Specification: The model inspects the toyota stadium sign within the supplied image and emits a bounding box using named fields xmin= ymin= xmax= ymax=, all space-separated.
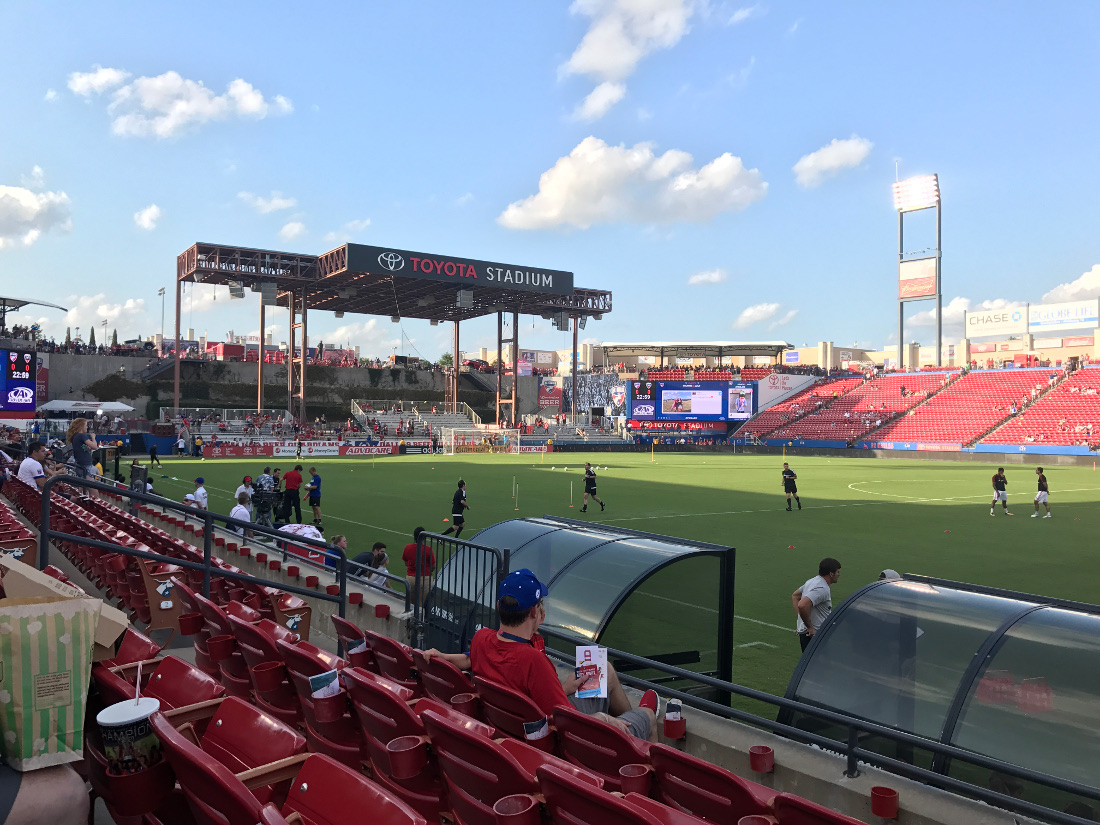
xmin=964 ymin=307 xmax=1028 ymax=338
xmin=345 ymin=243 xmax=574 ymax=295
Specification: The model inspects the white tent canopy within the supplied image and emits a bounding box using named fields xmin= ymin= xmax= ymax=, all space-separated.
xmin=36 ymin=400 xmax=135 ymax=413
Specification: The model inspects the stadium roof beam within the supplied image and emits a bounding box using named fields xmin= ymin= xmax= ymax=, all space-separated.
xmin=599 ymin=340 xmax=793 ymax=368
xmin=0 ymin=295 xmax=69 ymax=330
xmin=174 ymin=242 xmax=612 ymax=422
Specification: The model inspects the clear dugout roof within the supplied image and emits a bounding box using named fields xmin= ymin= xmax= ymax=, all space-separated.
xmin=782 ymin=576 xmax=1100 ymax=817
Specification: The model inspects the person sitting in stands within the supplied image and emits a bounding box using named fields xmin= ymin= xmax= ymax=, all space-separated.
xmin=420 ymin=568 xmax=659 ymax=742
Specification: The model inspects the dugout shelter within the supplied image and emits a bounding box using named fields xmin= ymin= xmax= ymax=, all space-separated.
xmin=425 ymin=515 xmax=735 ymax=691
xmin=782 ymin=575 xmax=1100 ymax=816
xmin=174 ymin=242 xmax=612 ymax=425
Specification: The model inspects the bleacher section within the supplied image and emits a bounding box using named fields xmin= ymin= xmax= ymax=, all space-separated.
xmin=869 ymin=369 xmax=1049 ymax=445
xmin=982 ymin=366 xmax=1100 ymax=448
xmin=739 ymin=367 xmax=772 ymax=381
xmin=646 ymin=368 xmax=686 ymax=380
xmin=771 ymin=372 xmax=950 ymax=441
xmin=0 ymin=473 xmax=876 ymax=825
xmin=741 ymin=376 xmax=865 ymax=438
xmin=692 ymin=370 xmax=733 ymax=381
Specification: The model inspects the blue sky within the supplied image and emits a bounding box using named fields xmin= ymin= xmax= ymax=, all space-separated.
xmin=2 ymin=1 xmax=1099 ymax=359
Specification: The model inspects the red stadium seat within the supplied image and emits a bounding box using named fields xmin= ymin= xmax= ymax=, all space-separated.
xmin=411 ymin=648 xmax=475 ymax=704
xmin=473 ymin=674 xmax=556 ymax=752
xmin=228 ymin=613 xmax=303 ymax=728
xmin=364 ymin=629 xmax=422 ymax=695
xmin=648 ymin=742 xmax=775 ymax=820
xmin=537 ymin=763 xmax=709 ymax=825
xmin=772 ymin=792 xmax=870 ymax=824
xmin=550 ymin=704 xmax=652 ymax=792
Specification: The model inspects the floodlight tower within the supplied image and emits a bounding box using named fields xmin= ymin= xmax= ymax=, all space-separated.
xmin=893 ymin=174 xmax=941 ymax=370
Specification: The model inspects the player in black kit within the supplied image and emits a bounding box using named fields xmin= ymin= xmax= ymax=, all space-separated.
xmin=782 ymin=462 xmax=801 ymax=511
xmin=580 ymin=462 xmax=605 ymax=513
xmin=990 ymin=467 xmax=1012 ymax=516
xmin=442 ymin=479 xmax=469 ymax=537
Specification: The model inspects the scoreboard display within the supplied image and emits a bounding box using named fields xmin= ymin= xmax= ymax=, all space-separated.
xmin=0 ymin=350 xmax=37 ymax=411
xmin=628 ymin=379 xmax=756 ymax=423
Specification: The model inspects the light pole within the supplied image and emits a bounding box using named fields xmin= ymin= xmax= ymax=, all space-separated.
xmin=101 ymin=319 xmax=107 ymax=347
xmin=158 ymin=287 xmax=166 ymax=353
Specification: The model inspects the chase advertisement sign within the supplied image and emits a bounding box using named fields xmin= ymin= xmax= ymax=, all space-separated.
xmin=964 ymin=307 xmax=1028 ymax=338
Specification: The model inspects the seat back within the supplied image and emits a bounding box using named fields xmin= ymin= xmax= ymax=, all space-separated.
xmin=228 ymin=613 xmax=282 ymax=670
xmin=550 ymin=704 xmax=649 ymax=792
xmin=104 ymin=627 xmax=162 ymax=667
xmin=195 ymin=591 xmax=234 ymax=637
xmin=411 ymin=649 xmax=474 ymax=703
xmin=330 ymin=613 xmax=365 ymax=647
xmin=150 ymin=711 xmax=264 ymax=825
xmin=419 ymin=706 xmax=536 ymax=825
xmin=537 ymin=763 xmax=660 ymax=825
xmin=281 ymin=754 xmax=427 ymax=825
xmin=772 ymin=793 xmax=870 ymax=825
xmin=364 ymin=629 xmax=418 ymax=687
xmin=201 ymin=695 xmax=307 ymax=773
xmin=649 ymin=742 xmax=773 ymax=821
xmin=472 ymin=675 xmax=552 ymax=746
xmin=146 ymin=655 xmax=227 ymax=709
xmin=342 ymin=666 xmax=420 ymax=770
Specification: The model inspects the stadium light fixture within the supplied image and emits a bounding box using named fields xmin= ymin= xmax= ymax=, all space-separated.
xmin=579 ymin=316 xmax=587 ymax=330
xmin=892 ymin=174 xmax=939 ymax=212
xmin=334 ymin=311 xmax=344 ymax=318
xmin=390 ymin=315 xmax=401 ymax=323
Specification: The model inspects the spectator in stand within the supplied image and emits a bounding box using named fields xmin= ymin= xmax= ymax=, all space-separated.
xmin=403 ymin=526 xmax=434 ymax=606
xmin=17 ymin=440 xmax=62 ymax=489
xmin=67 ymin=418 xmax=98 ymax=479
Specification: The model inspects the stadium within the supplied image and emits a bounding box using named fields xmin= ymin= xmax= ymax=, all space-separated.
xmin=3 ymin=7 xmax=1100 ymax=825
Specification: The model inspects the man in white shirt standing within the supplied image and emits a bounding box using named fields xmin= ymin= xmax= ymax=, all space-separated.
xmin=192 ymin=477 xmax=208 ymax=510
xmin=792 ymin=557 xmax=842 ymax=653
xmin=229 ymin=492 xmax=252 ymax=537
xmin=18 ymin=441 xmax=61 ymax=489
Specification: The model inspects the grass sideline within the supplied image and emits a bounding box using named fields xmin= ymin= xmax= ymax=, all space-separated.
xmin=143 ymin=452 xmax=1097 ymax=698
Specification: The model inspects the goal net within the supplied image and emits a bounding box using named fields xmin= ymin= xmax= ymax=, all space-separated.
xmin=442 ymin=428 xmax=521 ymax=455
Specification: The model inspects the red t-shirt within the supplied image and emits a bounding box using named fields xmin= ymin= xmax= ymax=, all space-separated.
xmin=283 ymin=470 xmax=302 ymax=490
xmin=402 ymin=542 xmax=435 ymax=576
xmin=469 ymin=628 xmax=568 ymax=717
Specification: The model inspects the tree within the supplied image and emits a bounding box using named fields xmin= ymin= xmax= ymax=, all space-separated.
xmin=438 ymin=352 xmax=453 ymax=367
xmin=88 ymin=327 xmax=96 ymax=346
xmin=111 ymin=329 xmax=118 ymax=346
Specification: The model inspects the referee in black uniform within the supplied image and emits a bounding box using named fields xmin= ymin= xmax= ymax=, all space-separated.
xmin=782 ymin=462 xmax=801 ymax=511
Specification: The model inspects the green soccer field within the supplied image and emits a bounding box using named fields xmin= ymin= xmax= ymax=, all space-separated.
xmin=144 ymin=452 xmax=1097 ymax=699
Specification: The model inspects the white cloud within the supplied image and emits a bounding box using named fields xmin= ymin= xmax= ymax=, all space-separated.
xmin=0 ymin=183 xmax=72 ymax=249
xmin=455 ymin=192 xmax=474 ymax=207
xmin=238 ymin=191 xmax=296 ymax=214
xmin=792 ymin=135 xmax=873 ymax=188
xmin=498 ymin=136 xmax=767 ymax=230
xmin=729 ymin=4 xmax=763 ymax=25
xmin=788 ymin=17 xmax=802 ymax=35
xmin=184 ymin=284 xmax=231 ymax=313
xmin=572 ymin=81 xmax=626 ymax=121
xmin=133 ymin=204 xmax=161 ymax=230
xmin=733 ymin=302 xmax=780 ymax=329
xmin=562 ymin=0 xmax=694 ymax=120
xmin=321 ymin=218 xmax=371 ymax=245
xmin=321 ymin=318 xmax=400 ymax=354
xmin=636 ymin=106 xmax=653 ymax=121
xmin=280 ymin=221 xmax=306 ymax=241
xmin=43 ymin=89 xmax=58 ymax=102
xmin=60 ymin=294 xmax=149 ymax=339
xmin=1042 ymin=265 xmax=1100 ymax=303
xmin=20 ymin=166 xmax=45 ymax=189
xmin=687 ymin=268 xmax=728 ymax=286
xmin=769 ymin=309 xmax=798 ymax=329
xmin=70 ymin=66 xmax=293 ymax=138
xmin=67 ymin=65 xmax=131 ymax=96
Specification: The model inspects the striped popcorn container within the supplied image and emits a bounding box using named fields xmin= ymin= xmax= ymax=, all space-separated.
xmin=0 ymin=595 xmax=100 ymax=770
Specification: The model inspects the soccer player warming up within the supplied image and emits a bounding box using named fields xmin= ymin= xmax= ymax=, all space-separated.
xmin=1032 ymin=466 xmax=1052 ymax=518
xmin=580 ymin=462 xmax=605 ymax=512
xmin=990 ymin=467 xmax=1013 ymax=515
xmin=442 ymin=479 xmax=468 ymax=537
xmin=782 ymin=462 xmax=801 ymax=510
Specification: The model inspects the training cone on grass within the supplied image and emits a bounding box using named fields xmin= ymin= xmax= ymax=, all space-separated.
xmin=788 ymin=545 xmax=796 ymax=549
xmin=443 ymin=518 xmax=449 ymax=522
xmin=944 ymin=530 xmax=951 ymax=533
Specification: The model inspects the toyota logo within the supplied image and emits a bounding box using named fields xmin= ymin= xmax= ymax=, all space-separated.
xmin=378 ymin=252 xmax=405 ymax=272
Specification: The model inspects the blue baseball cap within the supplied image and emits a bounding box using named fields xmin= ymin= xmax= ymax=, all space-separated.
xmin=194 ymin=477 xmax=204 ymax=484
xmin=498 ymin=569 xmax=548 ymax=610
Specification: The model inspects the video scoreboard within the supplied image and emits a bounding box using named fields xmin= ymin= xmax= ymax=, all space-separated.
xmin=0 ymin=350 xmax=37 ymax=411
xmin=627 ymin=379 xmax=755 ymax=423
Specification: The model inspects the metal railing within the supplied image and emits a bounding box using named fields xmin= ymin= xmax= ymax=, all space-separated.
xmin=536 ymin=626 xmax=1100 ymax=825
xmin=35 ymin=476 xmax=350 ymax=618
xmin=411 ymin=531 xmax=507 ymax=653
